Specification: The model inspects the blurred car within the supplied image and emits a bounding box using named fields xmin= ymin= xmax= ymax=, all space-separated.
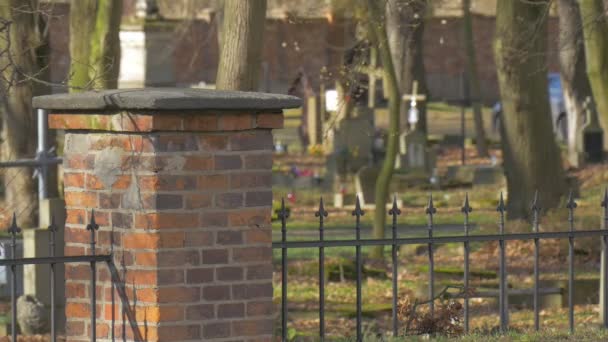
xmin=492 ymin=73 xmax=567 ymax=141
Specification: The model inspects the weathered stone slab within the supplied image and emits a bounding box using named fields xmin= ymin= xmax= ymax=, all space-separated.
xmin=34 ymin=88 xmax=301 ymax=111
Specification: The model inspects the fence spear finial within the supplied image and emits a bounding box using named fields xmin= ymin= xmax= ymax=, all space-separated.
xmin=8 ymin=213 xmax=20 ymax=236
xmin=278 ymin=197 xmax=290 ymax=221
xmin=353 ymin=195 xmax=365 ymax=217
xmin=497 ymin=192 xmax=506 ymax=213
xmin=315 ymin=197 xmax=328 ymax=218
xmin=86 ymin=210 xmax=99 ymax=231
xmin=389 ymin=195 xmax=401 ymax=216
xmin=531 ymin=190 xmax=541 ymax=213
xmin=602 ymin=188 xmax=608 ymax=209
xmin=462 ymin=192 xmax=472 ymax=214
xmin=426 ymin=193 xmax=436 ymax=215
xmin=566 ymin=190 xmax=577 ymax=210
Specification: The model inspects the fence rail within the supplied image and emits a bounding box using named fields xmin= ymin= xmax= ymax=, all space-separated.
xmin=272 ymin=190 xmax=608 ymax=342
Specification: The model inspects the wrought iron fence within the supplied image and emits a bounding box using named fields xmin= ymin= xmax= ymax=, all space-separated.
xmin=272 ymin=190 xmax=608 ymax=341
xmin=0 ymin=211 xmax=138 ymax=342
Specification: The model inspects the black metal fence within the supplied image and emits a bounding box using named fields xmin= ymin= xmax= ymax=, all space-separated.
xmin=272 ymin=191 xmax=608 ymax=341
xmin=0 ymin=211 xmax=139 ymax=342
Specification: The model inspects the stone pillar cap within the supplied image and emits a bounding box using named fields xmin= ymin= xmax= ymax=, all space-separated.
xmin=33 ymin=88 xmax=301 ymax=111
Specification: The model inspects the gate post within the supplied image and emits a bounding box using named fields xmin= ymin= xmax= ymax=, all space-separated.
xmin=34 ymin=89 xmax=299 ymax=341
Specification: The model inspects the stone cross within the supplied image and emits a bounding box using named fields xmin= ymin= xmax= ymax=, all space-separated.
xmin=402 ymin=80 xmax=426 ymax=129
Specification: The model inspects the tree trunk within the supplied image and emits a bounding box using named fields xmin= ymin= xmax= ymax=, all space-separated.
xmin=463 ymin=0 xmax=489 ymax=157
xmin=215 ymin=0 xmax=267 ymax=91
xmin=386 ymin=0 xmax=428 ymax=134
xmin=365 ymin=0 xmax=401 ymax=259
xmin=494 ymin=0 xmax=566 ymax=220
xmin=579 ymin=0 xmax=608 ymax=148
xmin=69 ymin=0 xmax=122 ymax=91
xmin=0 ymin=0 xmax=48 ymax=227
xmin=558 ymin=0 xmax=594 ymax=167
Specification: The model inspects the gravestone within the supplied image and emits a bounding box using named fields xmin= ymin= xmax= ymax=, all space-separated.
xmin=580 ymin=97 xmax=604 ymax=163
xmin=473 ymin=166 xmax=505 ymax=185
xmin=331 ymin=106 xmax=374 ymax=174
xmin=355 ymin=166 xmax=379 ymax=206
xmin=397 ymin=129 xmax=432 ymax=172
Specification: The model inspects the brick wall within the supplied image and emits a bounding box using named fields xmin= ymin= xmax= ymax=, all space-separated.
xmin=46 ymin=4 xmax=559 ymax=102
xmin=52 ymin=109 xmax=284 ymax=341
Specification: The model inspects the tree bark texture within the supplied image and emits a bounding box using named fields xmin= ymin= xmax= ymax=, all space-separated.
xmin=69 ymin=0 xmax=122 ymax=91
xmin=215 ymin=0 xmax=267 ymax=91
xmin=463 ymin=0 xmax=489 ymax=157
xmin=385 ymin=0 xmax=428 ymax=134
xmin=494 ymin=0 xmax=566 ymax=220
xmin=579 ymin=0 xmax=608 ymax=147
xmin=558 ymin=0 xmax=594 ymax=167
xmin=0 ymin=0 xmax=48 ymax=227
xmin=366 ymin=0 xmax=401 ymax=258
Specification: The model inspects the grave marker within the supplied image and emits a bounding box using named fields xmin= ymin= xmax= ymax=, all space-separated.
xmin=355 ymin=166 xmax=380 ymax=206
xmin=580 ymin=97 xmax=604 ymax=163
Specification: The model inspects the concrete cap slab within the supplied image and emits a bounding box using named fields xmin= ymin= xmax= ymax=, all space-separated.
xmin=33 ymin=88 xmax=302 ymax=111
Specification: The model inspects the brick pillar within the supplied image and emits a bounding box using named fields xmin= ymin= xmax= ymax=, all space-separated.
xmin=34 ymin=89 xmax=299 ymax=341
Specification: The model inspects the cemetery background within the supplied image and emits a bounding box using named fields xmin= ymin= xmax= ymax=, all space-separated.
xmin=0 ymin=0 xmax=608 ymax=341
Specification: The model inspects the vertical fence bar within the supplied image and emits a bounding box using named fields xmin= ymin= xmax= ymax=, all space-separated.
xmin=461 ymin=194 xmax=472 ymax=333
xmin=602 ymin=189 xmax=608 ymax=328
xmin=566 ymin=191 xmax=577 ymax=333
xmin=497 ymin=192 xmax=507 ymax=331
xmin=426 ymin=194 xmax=436 ymax=316
xmin=531 ymin=191 xmax=541 ymax=332
xmin=9 ymin=214 xmax=20 ymax=342
xmin=353 ymin=196 xmax=364 ymax=341
xmin=279 ymin=199 xmax=289 ymax=342
xmin=316 ymin=198 xmax=328 ymax=340
xmin=389 ymin=196 xmax=401 ymax=337
xmin=48 ymin=216 xmax=58 ymax=342
xmin=87 ymin=211 xmax=99 ymax=342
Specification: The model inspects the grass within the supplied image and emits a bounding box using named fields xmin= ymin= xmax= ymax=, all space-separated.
xmin=333 ymin=328 xmax=608 ymax=341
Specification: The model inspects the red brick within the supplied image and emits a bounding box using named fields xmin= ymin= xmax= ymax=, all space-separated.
xmin=134 ymin=213 xmax=199 ymax=229
xmin=228 ymin=209 xmax=271 ymax=227
xmin=256 ymin=113 xmax=284 ymax=129
xmin=233 ymin=246 xmax=271 ymax=262
xmin=64 ymin=153 xmax=94 ymax=170
xmin=183 ymin=155 xmax=214 ymax=171
xmin=218 ymin=303 xmax=244 ymax=318
xmin=198 ymin=135 xmax=228 ymax=151
xmin=158 ymin=324 xmax=201 ymax=341
xmin=203 ymin=322 xmax=230 ymax=339
xmin=232 ymin=319 xmax=273 ymax=337
xmin=232 ymin=283 xmax=273 ymax=300
xmin=186 ymin=304 xmax=214 ymax=320
xmin=66 ymin=264 xmax=90 ymax=281
xmin=218 ymin=113 xmax=255 ymax=131
xmin=247 ymin=301 xmax=273 ymax=317
xmin=65 ymin=192 xmax=97 ymax=207
xmin=245 ymin=229 xmax=272 ymax=244
xmin=66 ymin=209 xmax=87 ymax=225
xmin=184 ymin=231 xmax=213 ymax=247
xmin=216 ymin=266 xmax=243 ymax=281
xmin=197 ymin=174 xmax=229 ymax=189
xmin=185 ymin=193 xmax=212 ymax=209
xmin=182 ymin=115 xmax=218 ymax=131
xmin=123 ymin=233 xmax=160 ymax=249
xmin=64 ymin=172 xmax=85 ymax=188
xmin=66 ymin=302 xmax=90 ymax=318
xmin=158 ymin=287 xmax=200 ymax=303
xmin=202 ymin=285 xmax=231 ymax=301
